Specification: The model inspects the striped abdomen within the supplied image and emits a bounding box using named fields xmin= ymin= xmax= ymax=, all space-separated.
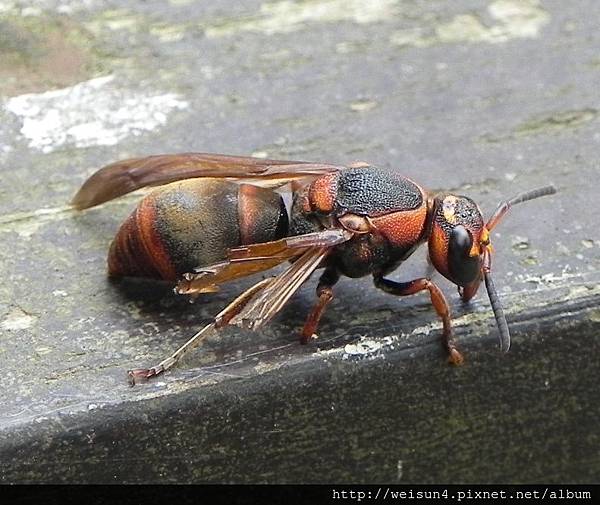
xmin=108 ymin=179 xmax=289 ymax=280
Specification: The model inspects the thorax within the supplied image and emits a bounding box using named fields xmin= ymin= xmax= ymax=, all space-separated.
xmin=289 ymin=166 xmax=431 ymax=278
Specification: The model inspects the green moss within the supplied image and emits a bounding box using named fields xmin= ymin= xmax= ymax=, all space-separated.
xmin=514 ymin=109 xmax=598 ymax=137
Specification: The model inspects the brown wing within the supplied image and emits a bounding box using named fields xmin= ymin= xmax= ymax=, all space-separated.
xmin=176 ymin=229 xmax=353 ymax=295
xmin=228 ymin=246 xmax=332 ymax=330
xmin=72 ymin=152 xmax=345 ymax=209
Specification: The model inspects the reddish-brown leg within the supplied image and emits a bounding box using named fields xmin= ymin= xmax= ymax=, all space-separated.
xmin=373 ymin=275 xmax=464 ymax=365
xmin=128 ymin=277 xmax=274 ymax=385
xmin=301 ymin=268 xmax=339 ymax=344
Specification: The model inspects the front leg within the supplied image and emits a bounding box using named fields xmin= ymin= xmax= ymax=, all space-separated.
xmin=373 ymin=274 xmax=464 ymax=365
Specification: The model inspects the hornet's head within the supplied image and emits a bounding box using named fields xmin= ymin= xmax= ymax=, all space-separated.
xmin=427 ymin=185 xmax=557 ymax=352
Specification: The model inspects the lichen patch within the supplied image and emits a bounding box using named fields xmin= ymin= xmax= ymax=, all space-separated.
xmin=204 ymin=0 xmax=397 ymax=37
xmin=391 ymin=0 xmax=550 ymax=48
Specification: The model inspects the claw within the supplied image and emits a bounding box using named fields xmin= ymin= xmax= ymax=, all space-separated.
xmin=448 ymin=347 xmax=464 ymax=366
xmin=300 ymin=332 xmax=319 ymax=345
xmin=127 ymin=367 xmax=160 ymax=386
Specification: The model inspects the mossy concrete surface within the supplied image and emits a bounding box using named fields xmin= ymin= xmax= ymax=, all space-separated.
xmin=1 ymin=0 xmax=599 ymax=483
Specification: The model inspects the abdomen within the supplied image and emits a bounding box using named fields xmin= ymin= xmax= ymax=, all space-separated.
xmin=108 ymin=179 xmax=289 ymax=280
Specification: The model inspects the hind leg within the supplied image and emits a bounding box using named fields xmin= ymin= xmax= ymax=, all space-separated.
xmin=128 ymin=277 xmax=274 ymax=384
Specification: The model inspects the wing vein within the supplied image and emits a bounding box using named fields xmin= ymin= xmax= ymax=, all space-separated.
xmin=230 ymin=247 xmax=331 ymax=329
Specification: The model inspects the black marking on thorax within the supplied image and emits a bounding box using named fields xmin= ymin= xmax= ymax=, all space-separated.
xmin=334 ymin=167 xmax=423 ymax=216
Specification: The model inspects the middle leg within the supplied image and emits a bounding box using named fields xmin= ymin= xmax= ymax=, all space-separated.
xmin=301 ymin=267 xmax=340 ymax=344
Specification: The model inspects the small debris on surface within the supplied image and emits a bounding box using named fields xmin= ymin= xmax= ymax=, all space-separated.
xmin=512 ymin=235 xmax=530 ymax=251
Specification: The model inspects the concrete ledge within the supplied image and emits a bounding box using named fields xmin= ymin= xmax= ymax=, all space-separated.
xmin=2 ymin=270 xmax=599 ymax=483
xmin=1 ymin=0 xmax=599 ymax=484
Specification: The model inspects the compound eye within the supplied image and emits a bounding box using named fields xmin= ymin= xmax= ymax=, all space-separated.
xmin=449 ymin=225 xmax=471 ymax=255
xmin=448 ymin=225 xmax=480 ymax=286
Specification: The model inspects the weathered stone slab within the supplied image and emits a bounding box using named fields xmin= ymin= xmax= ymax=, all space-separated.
xmin=1 ymin=0 xmax=599 ymax=483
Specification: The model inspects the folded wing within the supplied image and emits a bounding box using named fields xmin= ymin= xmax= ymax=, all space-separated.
xmin=72 ymin=152 xmax=345 ymax=209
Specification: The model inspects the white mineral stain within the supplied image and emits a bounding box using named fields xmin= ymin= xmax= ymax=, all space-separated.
xmin=1 ymin=308 xmax=37 ymax=331
xmin=581 ymin=239 xmax=595 ymax=249
xmin=3 ymin=75 xmax=188 ymax=153
xmin=349 ymin=100 xmax=378 ymax=112
xmin=342 ymin=335 xmax=396 ymax=357
xmin=391 ymin=0 xmax=550 ymax=47
xmin=205 ymin=0 xmax=397 ymax=37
